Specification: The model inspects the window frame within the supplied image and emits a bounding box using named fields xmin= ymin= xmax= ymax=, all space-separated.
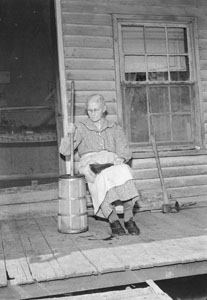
xmin=113 ymin=14 xmax=203 ymax=153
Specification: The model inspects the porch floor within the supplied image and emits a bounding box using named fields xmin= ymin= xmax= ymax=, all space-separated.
xmin=0 ymin=204 xmax=207 ymax=300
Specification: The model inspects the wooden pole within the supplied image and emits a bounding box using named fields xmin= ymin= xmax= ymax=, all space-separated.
xmin=150 ymin=118 xmax=172 ymax=213
xmin=54 ymin=0 xmax=70 ymax=174
xmin=70 ymin=81 xmax=75 ymax=176
xmin=150 ymin=135 xmax=170 ymax=203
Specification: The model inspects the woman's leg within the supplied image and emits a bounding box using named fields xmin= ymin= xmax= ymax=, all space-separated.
xmin=100 ymin=201 xmax=125 ymax=236
xmin=123 ymin=199 xmax=134 ymax=222
xmin=123 ymin=199 xmax=140 ymax=235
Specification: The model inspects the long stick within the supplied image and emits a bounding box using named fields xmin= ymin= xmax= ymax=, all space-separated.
xmin=70 ymin=81 xmax=75 ymax=176
xmin=151 ymin=134 xmax=170 ymax=206
xmin=150 ymin=118 xmax=170 ymax=206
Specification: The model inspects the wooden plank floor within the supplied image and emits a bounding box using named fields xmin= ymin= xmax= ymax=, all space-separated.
xmin=0 ymin=204 xmax=207 ymax=299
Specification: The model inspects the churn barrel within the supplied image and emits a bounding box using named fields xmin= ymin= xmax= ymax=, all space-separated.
xmin=58 ymin=81 xmax=88 ymax=234
xmin=58 ymin=174 xmax=88 ymax=234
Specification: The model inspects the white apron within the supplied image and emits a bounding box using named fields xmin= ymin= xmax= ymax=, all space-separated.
xmin=78 ymin=151 xmax=134 ymax=215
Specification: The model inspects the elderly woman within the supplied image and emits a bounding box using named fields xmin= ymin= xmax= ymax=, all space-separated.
xmin=59 ymin=94 xmax=140 ymax=236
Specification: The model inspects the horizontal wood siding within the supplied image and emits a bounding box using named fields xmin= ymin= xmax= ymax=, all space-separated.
xmin=197 ymin=8 xmax=207 ymax=135
xmin=133 ymin=155 xmax=207 ymax=208
xmin=65 ymin=59 xmax=114 ymax=70
xmin=64 ymin=47 xmax=113 ymax=59
xmin=60 ymin=4 xmax=116 ymax=125
xmin=61 ymin=1 xmax=198 ymax=15
xmin=56 ymin=0 xmax=207 ymax=210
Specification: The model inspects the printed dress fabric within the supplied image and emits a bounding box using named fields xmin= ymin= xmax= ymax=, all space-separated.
xmin=59 ymin=118 xmax=139 ymax=217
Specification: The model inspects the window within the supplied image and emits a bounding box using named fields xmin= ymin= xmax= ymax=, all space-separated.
xmin=114 ymin=17 xmax=200 ymax=150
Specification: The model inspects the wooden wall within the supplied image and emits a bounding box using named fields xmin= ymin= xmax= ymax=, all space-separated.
xmin=56 ymin=0 xmax=207 ymax=209
xmin=61 ymin=4 xmax=118 ymax=124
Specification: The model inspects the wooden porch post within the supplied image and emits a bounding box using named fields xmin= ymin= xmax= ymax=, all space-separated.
xmin=54 ymin=0 xmax=70 ymax=174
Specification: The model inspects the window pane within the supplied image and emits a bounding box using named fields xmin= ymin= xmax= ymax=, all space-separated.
xmin=148 ymin=56 xmax=168 ymax=81
xmin=170 ymin=56 xmax=189 ymax=81
xmin=168 ymin=27 xmax=188 ymax=54
xmin=149 ymin=87 xmax=169 ymax=113
xmin=125 ymin=55 xmax=146 ymax=81
xmin=122 ymin=26 xmax=144 ymax=53
xmin=125 ymin=86 xmax=149 ymax=142
xmin=151 ymin=115 xmax=171 ymax=141
xmin=170 ymin=86 xmax=191 ymax=112
xmin=172 ymin=115 xmax=192 ymax=141
xmin=145 ymin=27 xmax=166 ymax=54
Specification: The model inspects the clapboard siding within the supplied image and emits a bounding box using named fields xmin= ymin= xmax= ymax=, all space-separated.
xmin=65 ymin=70 xmax=115 ymax=81
xmin=62 ymin=13 xmax=112 ymax=26
xmin=133 ymin=154 xmax=207 ymax=206
xmin=197 ymin=16 xmax=207 ymax=29
xmin=168 ymin=185 xmax=207 ymax=199
xmin=141 ymin=185 xmax=207 ymax=199
xmin=64 ymin=47 xmax=114 ymax=59
xmin=135 ymin=174 xmax=207 ymax=190
xmin=66 ymin=91 xmax=116 ymax=103
xmin=198 ymin=30 xmax=207 ymax=40
xmin=199 ymin=70 xmax=207 ymax=81
xmin=61 ymin=1 xmax=198 ymax=16
xmin=62 ymin=0 xmax=197 ymax=7
xmin=202 ymin=92 xmax=207 ymax=102
xmin=133 ymin=164 xmax=207 ymax=180
xmin=201 ymin=82 xmax=207 ymax=92
xmin=136 ymin=180 xmax=207 ymax=206
xmin=204 ymin=103 xmax=207 ymax=112
xmin=200 ymin=50 xmax=207 ymax=61
xmin=199 ymin=39 xmax=207 ymax=51
xmin=132 ymin=155 xmax=207 ymax=169
xmin=55 ymin=0 xmax=207 ymax=210
xmin=200 ymin=60 xmax=207 ymax=70
xmin=204 ymin=114 xmax=207 ymax=124
xmin=65 ymin=59 xmax=114 ymax=70
xmin=138 ymin=185 xmax=207 ymax=207
xmin=64 ymin=36 xmax=113 ymax=48
xmin=63 ymin=24 xmax=112 ymax=37
xmin=66 ymin=81 xmax=116 ymax=91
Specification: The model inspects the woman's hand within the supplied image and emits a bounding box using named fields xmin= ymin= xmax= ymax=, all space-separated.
xmin=67 ymin=123 xmax=76 ymax=135
xmin=114 ymin=157 xmax=125 ymax=165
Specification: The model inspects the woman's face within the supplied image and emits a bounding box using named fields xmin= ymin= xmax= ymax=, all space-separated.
xmin=87 ymin=100 xmax=106 ymax=123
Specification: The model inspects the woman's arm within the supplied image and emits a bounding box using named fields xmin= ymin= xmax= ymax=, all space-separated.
xmin=59 ymin=123 xmax=82 ymax=156
xmin=114 ymin=125 xmax=132 ymax=162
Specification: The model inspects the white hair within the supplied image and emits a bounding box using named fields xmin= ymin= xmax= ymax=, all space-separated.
xmin=86 ymin=94 xmax=106 ymax=109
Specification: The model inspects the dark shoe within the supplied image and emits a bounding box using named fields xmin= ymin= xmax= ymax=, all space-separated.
xmin=109 ymin=220 xmax=125 ymax=236
xmin=124 ymin=218 xmax=140 ymax=235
